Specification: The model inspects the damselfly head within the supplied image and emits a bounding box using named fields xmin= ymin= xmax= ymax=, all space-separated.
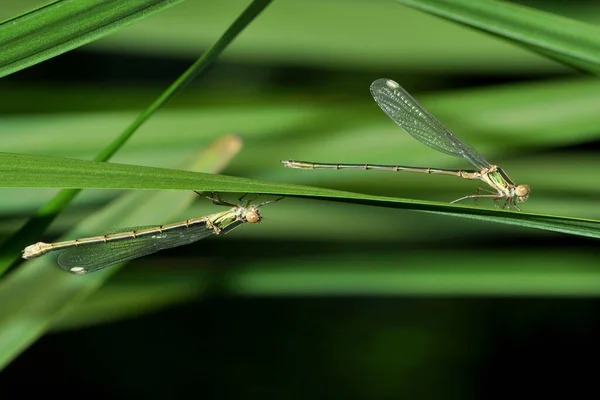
xmin=515 ymin=184 xmax=530 ymax=203
xmin=243 ymin=196 xmax=283 ymax=223
xmin=245 ymin=207 xmax=262 ymax=224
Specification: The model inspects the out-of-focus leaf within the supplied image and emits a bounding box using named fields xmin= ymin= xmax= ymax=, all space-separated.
xmin=0 ymin=0 xmax=187 ymax=78
xmin=394 ymin=0 xmax=600 ymax=74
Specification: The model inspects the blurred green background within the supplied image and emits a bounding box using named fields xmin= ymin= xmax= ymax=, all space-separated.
xmin=1 ymin=0 xmax=600 ymax=397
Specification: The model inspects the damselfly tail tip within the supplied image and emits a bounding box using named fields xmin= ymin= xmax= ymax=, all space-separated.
xmin=22 ymin=242 xmax=47 ymax=259
xmin=281 ymin=160 xmax=296 ymax=168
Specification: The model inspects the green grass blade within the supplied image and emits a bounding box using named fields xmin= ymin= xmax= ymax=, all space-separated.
xmin=0 ymin=134 xmax=242 ymax=370
xmin=393 ymin=0 xmax=600 ymax=74
xmin=0 ymin=152 xmax=599 ymax=240
xmin=0 ymin=0 xmax=188 ymax=77
xmin=228 ymin=254 xmax=600 ymax=297
xmin=0 ymin=0 xmax=187 ymax=78
xmin=94 ymin=0 xmax=273 ymax=163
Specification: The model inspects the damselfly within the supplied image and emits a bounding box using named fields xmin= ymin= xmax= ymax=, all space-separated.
xmin=22 ymin=193 xmax=282 ymax=275
xmin=282 ymin=78 xmax=530 ymax=210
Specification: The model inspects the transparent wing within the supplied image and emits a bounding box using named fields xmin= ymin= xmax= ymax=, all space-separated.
xmin=370 ymin=78 xmax=491 ymax=170
xmin=57 ymin=220 xmax=243 ymax=274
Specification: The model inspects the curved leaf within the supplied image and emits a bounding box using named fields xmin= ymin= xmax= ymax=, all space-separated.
xmin=394 ymin=0 xmax=600 ymax=74
xmin=0 ymin=0 xmax=187 ymax=78
xmin=1 ymin=152 xmax=599 ymax=240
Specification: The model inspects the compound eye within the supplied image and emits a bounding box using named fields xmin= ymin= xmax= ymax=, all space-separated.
xmin=246 ymin=211 xmax=261 ymax=223
xmin=515 ymin=184 xmax=530 ymax=198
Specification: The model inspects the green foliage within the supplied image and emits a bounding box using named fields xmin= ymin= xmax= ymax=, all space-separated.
xmin=0 ymin=0 xmax=189 ymax=78
xmin=395 ymin=0 xmax=600 ymax=74
xmin=0 ymin=0 xmax=599 ymax=375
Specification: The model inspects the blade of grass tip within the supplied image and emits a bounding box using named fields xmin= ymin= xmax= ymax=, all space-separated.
xmin=295 ymin=193 xmax=600 ymax=241
xmin=0 ymin=134 xmax=243 ymax=371
xmin=393 ymin=0 xmax=600 ymax=74
xmin=0 ymin=0 xmax=274 ymax=276
xmin=0 ymin=0 xmax=187 ymax=78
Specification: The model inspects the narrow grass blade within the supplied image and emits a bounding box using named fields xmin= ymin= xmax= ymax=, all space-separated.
xmin=0 ymin=0 xmax=187 ymax=78
xmin=393 ymin=0 xmax=600 ymax=74
xmin=0 ymin=152 xmax=599 ymax=241
xmin=230 ymin=252 xmax=600 ymax=297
